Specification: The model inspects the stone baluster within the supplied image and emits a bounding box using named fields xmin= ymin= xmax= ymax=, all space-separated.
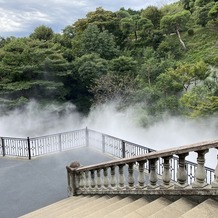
xmin=128 ymin=162 xmax=135 ymax=189
xmin=118 ymin=164 xmax=125 ymax=189
xmin=96 ymin=169 xmax=102 ymax=189
xmin=79 ymin=171 xmax=85 ymax=190
xmin=175 ymin=153 xmax=189 ymax=188
xmin=192 ymin=149 xmax=209 ymax=188
xmin=103 ymin=167 xmax=109 ymax=189
xmin=212 ymin=148 xmax=218 ymax=188
xmin=160 ymin=156 xmax=173 ymax=188
xmin=147 ymin=158 xmax=158 ymax=189
xmin=85 ymin=171 xmax=90 ymax=190
xmin=148 ymin=158 xmax=158 ymax=189
xmin=138 ymin=160 xmax=146 ymax=189
xmin=110 ymin=166 xmax=117 ymax=189
xmin=90 ymin=170 xmax=96 ymax=189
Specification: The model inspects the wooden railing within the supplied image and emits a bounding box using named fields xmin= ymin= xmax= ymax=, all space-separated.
xmin=66 ymin=140 xmax=218 ymax=196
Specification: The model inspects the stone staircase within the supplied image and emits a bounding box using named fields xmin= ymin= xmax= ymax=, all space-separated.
xmin=20 ymin=195 xmax=218 ymax=218
xmin=18 ymin=136 xmax=218 ymax=218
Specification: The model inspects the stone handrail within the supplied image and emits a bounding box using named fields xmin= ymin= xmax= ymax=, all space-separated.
xmin=67 ymin=140 xmax=218 ymax=196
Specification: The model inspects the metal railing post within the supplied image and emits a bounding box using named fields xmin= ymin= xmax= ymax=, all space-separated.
xmin=1 ymin=137 xmax=5 ymax=157
xmin=102 ymin=134 xmax=105 ymax=153
xmin=85 ymin=127 xmax=89 ymax=147
xmin=59 ymin=134 xmax=62 ymax=152
xmin=27 ymin=137 xmax=31 ymax=160
xmin=122 ymin=140 xmax=125 ymax=158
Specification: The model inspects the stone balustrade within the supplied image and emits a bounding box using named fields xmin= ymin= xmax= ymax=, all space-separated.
xmin=67 ymin=140 xmax=218 ymax=196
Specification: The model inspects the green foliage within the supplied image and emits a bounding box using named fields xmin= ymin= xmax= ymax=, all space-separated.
xmin=180 ymin=86 xmax=218 ymax=117
xmin=78 ymin=24 xmax=118 ymax=59
xmin=209 ymin=2 xmax=218 ymax=20
xmin=110 ymin=56 xmax=138 ymax=77
xmin=141 ymin=6 xmax=162 ymax=28
xmin=0 ymin=1 xmax=217 ymax=119
xmin=74 ymin=53 xmax=108 ymax=84
xmin=160 ymin=10 xmax=191 ymax=33
xmin=30 ymin=25 xmax=54 ymax=41
xmin=187 ymin=28 xmax=195 ymax=35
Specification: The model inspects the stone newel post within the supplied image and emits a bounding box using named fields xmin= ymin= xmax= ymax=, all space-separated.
xmin=66 ymin=161 xmax=80 ymax=196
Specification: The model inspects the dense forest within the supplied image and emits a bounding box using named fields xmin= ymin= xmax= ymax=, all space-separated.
xmin=0 ymin=0 xmax=217 ymax=125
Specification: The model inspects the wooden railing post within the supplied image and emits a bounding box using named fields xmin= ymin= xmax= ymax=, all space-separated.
xmin=27 ymin=137 xmax=31 ymax=160
xmin=1 ymin=138 xmax=6 ymax=157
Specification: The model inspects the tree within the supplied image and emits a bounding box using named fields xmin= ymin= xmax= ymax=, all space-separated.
xmin=120 ymin=14 xmax=141 ymax=41
xmin=110 ymin=56 xmax=138 ymax=77
xmin=166 ymin=61 xmax=209 ymax=92
xmin=137 ymin=18 xmax=154 ymax=39
xmin=90 ymin=73 xmax=137 ymax=103
xmin=73 ymin=53 xmax=108 ymax=86
xmin=30 ymin=25 xmax=54 ymax=41
xmin=160 ymin=10 xmax=191 ymax=49
xmin=62 ymin=25 xmax=75 ymax=38
xmin=209 ymin=2 xmax=218 ymax=21
xmin=180 ymin=86 xmax=218 ymax=117
xmin=86 ymin=7 xmax=116 ymax=32
xmin=195 ymin=0 xmax=214 ymax=7
xmin=141 ymin=6 xmax=162 ymax=28
xmin=194 ymin=2 xmax=215 ymax=27
xmin=79 ymin=24 xmax=118 ymax=59
xmin=116 ymin=10 xmax=131 ymax=19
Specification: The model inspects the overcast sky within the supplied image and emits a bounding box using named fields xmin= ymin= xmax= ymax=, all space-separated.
xmin=0 ymin=0 xmax=178 ymax=38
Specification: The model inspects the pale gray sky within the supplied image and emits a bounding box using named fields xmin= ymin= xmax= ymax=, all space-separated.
xmin=0 ymin=0 xmax=178 ymax=37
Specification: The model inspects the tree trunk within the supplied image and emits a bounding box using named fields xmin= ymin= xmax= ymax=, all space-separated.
xmin=176 ymin=28 xmax=186 ymax=50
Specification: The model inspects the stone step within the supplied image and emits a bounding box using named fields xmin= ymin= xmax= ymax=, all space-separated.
xmin=20 ymin=196 xmax=218 ymax=218
xmin=19 ymin=196 xmax=94 ymax=218
xmin=38 ymin=196 xmax=102 ymax=218
xmin=85 ymin=196 xmax=137 ymax=218
xmin=123 ymin=197 xmax=172 ymax=218
xmin=103 ymin=197 xmax=151 ymax=218
xmin=59 ymin=196 xmax=122 ymax=218
xmin=148 ymin=197 xmax=197 ymax=218
xmin=60 ymin=196 xmax=124 ymax=218
xmin=179 ymin=198 xmax=218 ymax=218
